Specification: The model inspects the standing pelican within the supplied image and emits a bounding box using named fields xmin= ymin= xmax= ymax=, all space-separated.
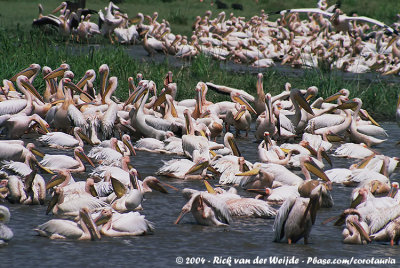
xmin=273 ymin=185 xmax=322 ymax=244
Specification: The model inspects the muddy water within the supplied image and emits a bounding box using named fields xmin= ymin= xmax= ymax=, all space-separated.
xmin=0 ymin=122 xmax=399 ymax=267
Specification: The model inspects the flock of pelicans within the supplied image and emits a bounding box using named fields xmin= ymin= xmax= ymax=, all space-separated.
xmin=32 ymin=1 xmax=400 ymax=75
xmin=0 ymin=61 xmax=398 ymax=247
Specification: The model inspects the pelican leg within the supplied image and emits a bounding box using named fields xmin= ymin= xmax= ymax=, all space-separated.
xmin=288 ymin=238 xmax=292 ymax=245
xmin=391 ymin=239 xmax=394 ymax=246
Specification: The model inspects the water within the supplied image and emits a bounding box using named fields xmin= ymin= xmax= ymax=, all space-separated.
xmin=0 ymin=123 xmax=399 ymax=268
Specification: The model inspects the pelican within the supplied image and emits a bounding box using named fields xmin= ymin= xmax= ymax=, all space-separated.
xmin=40 ymin=146 xmax=95 ymax=173
xmin=0 ymin=143 xmax=44 ymax=163
xmin=333 ymin=143 xmax=374 ymax=159
xmin=370 ymin=216 xmax=400 ymax=246
xmin=349 ymin=98 xmax=386 ymax=146
xmin=131 ymin=81 xmax=174 ymax=141
xmin=110 ymin=169 xmax=144 ymax=213
xmin=2 ymin=113 xmax=49 ymax=139
xmin=175 ymin=190 xmax=231 ymax=226
xmin=87 ymin=138 xmax=127 ymax=166
xmin=0 ymin=206 xmax=13 ymax=245
xmin=38 ymin=127 xmax=92 ymax=149
xmin=35 ymin=207 xmax=101 ymax=240
xmin=6 ymin=171 xmax=46 ymax=205
xmin=46 ymin=187 xmax=108 ymax=218
xmin=97 ymin=135 xmax=136 ymax=157
xmin=94 ymin=208 xmax=154 ymax=237
xmin=156 ymin=150 xmax=210 ymax=179
xmin=273 ymin=185 xmax=322 ymax=244
xmin=342 ymin=209 xmax=371 ymax=244
xmin=0 ymin=75 xmax=44 ymax=116
xmin=182 ymin=109 xmax=209 ymax=159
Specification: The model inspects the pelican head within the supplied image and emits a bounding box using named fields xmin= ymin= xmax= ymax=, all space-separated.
xmin=94 ymin=208 xmax=113 ymax=226
xmin=122 ymin=134 xmax=136 ymax=156
xmin=231 ymin=92 xmax=257 ymax=114
xmin=75 ymin=147 xmax=95 ymax=168
xmin=44 ymin=63 xmax=70 ymax=80
xmin=143 ymin=176 xmax=178 ymax=194
xmin=224 ymin=132 xmax=241 ymax=157
xmin=16 ymin=75 xmax=44 ymax=103
xmin=79 ymin=207 xmax=102 ymax=241
xmin=290 ymin=88 xmax=314 ymax=115
xmin=301 ymin=155 xmax=330 ymax=182
xmin=46 ymin=170 xmax=70 ymax=190
xmin=10 ymin=63 xmax=41 ymax=82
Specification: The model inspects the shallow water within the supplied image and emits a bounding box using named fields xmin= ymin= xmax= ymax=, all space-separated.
xmin=0 ymin=123 xmax=399 ymax=268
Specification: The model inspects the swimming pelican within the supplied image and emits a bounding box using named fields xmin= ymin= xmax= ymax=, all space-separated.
xmin=38 ymin=127 xmax=92 ymax=149
xmin=94 ymin=208 xmax=154 ymax=236
xmin=0 ymin=143 xmax=44 ymax=163
xmin=349 ymin=98 xmax=386 ymax=146
xmin=35 ymin=207 xmax=101 ymax=240
xmin=273 ymin=185 xmax=322 ymax=244
xmin=40 ymin=146 xmax=95 ymax=173
xmin=0 ymin=206 xmax=13 ymax=245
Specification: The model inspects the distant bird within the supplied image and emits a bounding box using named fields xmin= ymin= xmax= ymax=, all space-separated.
xmin=231 ymin=3 xmax=243 ymax=10
xmin=215 ymin=0 xmax=228 ymax=9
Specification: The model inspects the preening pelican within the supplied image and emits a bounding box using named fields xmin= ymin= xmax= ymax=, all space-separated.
xmin=175 ymin=190 xmax=231 ymax=226
xmin=95 ymin=208 xmax=154 ymax=236
xmin=341 ymin=209 xmax=371 ymax=244
xmin=273 ymin=185 xmax=322 ymax=244
xmin=40 ymin=146 xmax=94 ymax=173
xmin=35 ymin=207 xmax=101 ymax=240
xmin=0 ymin=206 xmax=13 ymax=245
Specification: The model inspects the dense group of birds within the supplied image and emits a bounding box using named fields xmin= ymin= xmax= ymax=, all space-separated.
xmin=32 ymin=1 xmax=400 ymax=75
xmin=0 ymin=58 xmax=398 ymax=246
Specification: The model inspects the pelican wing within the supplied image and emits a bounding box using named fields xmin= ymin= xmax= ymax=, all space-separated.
xmin=268 ymin=186 xmax=300 ymax=203
xmin=356 ymin=125 xmax=388 ymax=138
xmin=111 ymin=212 xmax=154 ymax=234
xmin=40 ymin=154 xmax=79 ymax=169
xmin=68 ymin=105 xmax=88 ymax=132
xmin=144 ymin=115 xmax=174 ymax=131
xmin=58 ymin=196 xmax=108 ymax=215
xmin=156 ymin=159 xmax=194 ymax=178
xmin=226 ymin=198 xmax=277 ymax=218
xmin=273 ymin=196 xmax=296 ymax=242
xmin=202 ymin=192 xmax=232 ymax=224
xmin=0 ymin=99 xmax=27 ymax=116
xmin=38 ymin=132 xmax=78 ymax=148
xmin=182 ymin=188 xmax=200 ymax=200
xmin=1 ymin=160 xmax=32 ymax=176
xmin=35 ymin=219 xmax=83 ymax=239
xmin=101 ymin=102 xmax=118 ymax=139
